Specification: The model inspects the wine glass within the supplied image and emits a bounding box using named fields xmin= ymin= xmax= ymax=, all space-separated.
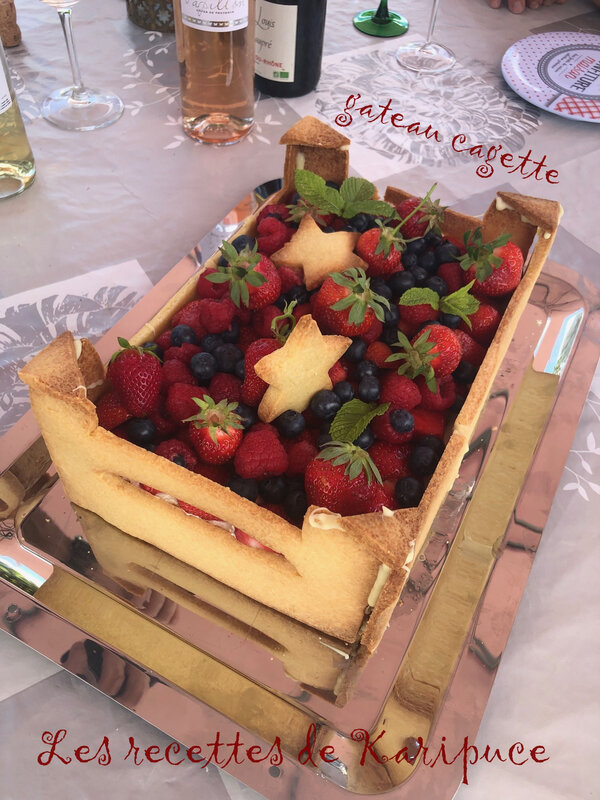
xmin=353 ymin=0 xmax=409 ymax=38
xmin=396 ymin=0 xmax=455 ymax=73
xmin=40 ymin=0 xmax=123 ymax=131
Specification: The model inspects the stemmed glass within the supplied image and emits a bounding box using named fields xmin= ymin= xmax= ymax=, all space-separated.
xmin=40 ymin=0 xmax=123 ymax=131
xmin=396 ymin=0 xmax=455 ymax=73
xmin=353 ymin=0 xmax=409 ymax=38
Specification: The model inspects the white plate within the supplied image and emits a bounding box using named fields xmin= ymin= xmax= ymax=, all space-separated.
xmin=501 ymin=31 xmax=600 ymax=123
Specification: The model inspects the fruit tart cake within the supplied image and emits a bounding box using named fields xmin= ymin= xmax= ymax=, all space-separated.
xmin=19 ymin=116 xmax=562 ymax=652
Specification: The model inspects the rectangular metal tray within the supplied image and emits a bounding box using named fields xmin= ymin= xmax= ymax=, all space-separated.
xmin=1 ymin=256 xmax=598 ymax=799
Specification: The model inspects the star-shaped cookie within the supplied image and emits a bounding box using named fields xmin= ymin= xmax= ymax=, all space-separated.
xmin=271 ymin=215 xmax=367 ymax=290
xmin=254 ymin=315 xmax=351 ymax=423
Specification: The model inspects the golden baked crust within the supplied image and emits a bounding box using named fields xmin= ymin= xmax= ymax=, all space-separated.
xmin=19 ymin=119 xmax=562 ymax=653
xmin=280 ymin=116 xmax=350 ymax=192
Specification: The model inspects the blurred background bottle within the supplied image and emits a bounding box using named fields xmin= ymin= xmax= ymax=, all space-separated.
xmin=255 ymin=0 xmax=327 ymax=98
xmin=173 ymin=0 xmax=254 ymax=145
xmin=0 ymin=41 xmax=35 ymax=199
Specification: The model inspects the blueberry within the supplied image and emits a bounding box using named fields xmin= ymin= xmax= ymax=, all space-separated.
xmin=284 ymin=488 xmax=308 ymax=522
xmin=439 ymin=312 xmax=461 ymax=329
xmin=425 ymin=276 xmax=449 ymax=297
xmin=418 ymin=250 xmax=437 ymax=273
xmin=231 ymin=234 xmax=256 ymax=253
xmin=342 ymin=223 xmax=359 ymax=232
xmin=390 ymin=408 xmax=414 ymax=434
xmin=409 ymin=444 xmax=440 ymax=476
xmin=325 ymin=180 xmax=340 ymax=190
xmin=264 ymin=211 xmax=284 ymax=222
xmin=274 ymin=410 xmax=306 ymax=438
xmin=348 ymin=213 xmax=375 ymax=233
xmin=395 ymin=476 xmax=424 ymax=508
xmin=388 ymin=271 xmax=416 ymax=298
xmin=406 ymin=237 xmax=427 ymax=255
xmin=345 ymin=338 xmax=367 ymax=363
xmin=317 ymin=432 xmax=332 ymax=448
xmin=234 ymin=404 xmax=257 ymax=431
xmin=435 ymin=241 xmax=461 ymax=264
xmin=334 ymin=380 xmax=354 ymax=403
xmin=354 ymin=426 xmax=374 ymax=449
xmin=259 ymin=476 xmax=287 ymax=504
xmin=409 ymin=266 xmax=429 ymax=286
xmin=229 ymin=475 xmax=259 ymax=501
xmin=453 ymin=361 xmax=478 ymax=384
xmin=290 ymin=191 xmax=301 ymax=204
xmin=323 ymin=226 xmax=336 ymax=234
xmin=310 ymin=389 xmax=342 ymax=420
xmin=358 ymin=376 xmax=380 ymax=403
xmin=141 ymin=341 xmax=163 ymax=360
xmin=200 ymin=333 xmax=223 ymax=353
xmin=383 ymin=303 xmax=400 ymax=326
xmin=356 ymin=360 xmax=378 ymax=380
xmin=125 ymin=418 xmax=156 ymax=445
xmin=401 ymin=251 xmax=419 ymax=271
xmin=221 ymin=319 xmax=240 ymax=344
xmin=381 ymin=325 xmax=400 ymax=346
xmin=370 ymin=277 xmax=393 ymax=300
xmin=234 ymin=359 xmax=246 ymax=380
xmin=450 ymin=395 xmax=465 ymax=414
xmin=190 ymin=351 xmax=217 ymax=383
xmin=285 ymin=284 xmax=310 ymax=305
xmin=417 ymin=435 xmax=445 ymax=458
xmin=214 ymin=344 xmax=243 ymax=373
xmin=170 ymin=324 xmax=198 ymax=347
xmin=273 ymin=295 xmax=287 ymax=310
xmin=425 ymin=232 xmax=443 ymax=248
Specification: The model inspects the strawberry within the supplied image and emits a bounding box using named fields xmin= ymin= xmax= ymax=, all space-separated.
xmin=206 ymin=241 xmax=281 ymax=310
xmin=398 ymin=289 xmax=439 ymax=332
xmin=385 ymin=324 xmax=461 ymax=392
xmin=96 ymin=391 xmax=132 ymax=430
xmin=256 ymin=216 xmax=294 ymax=255
xmin=437 ymin=262 xmax=463 ymax=294
xmin=241 ymin=338 xmax=282 ymax=406
xmin=107 ymin=338 xmax=162 ymax=417
xmin=361 ymin=318 xmax=383 ymax=344
xmin=178 ymin=500 xmax=220 ymax=520
xmin=453 ymin=329 xmax=486 ymax=366
xmin=460 ymin=303 xmax=501 ymax=345
xmin=416 ymin=374 xmax=457 ymax=411
xmin=412 ymin=408 xmax=446 ymax=439
xmin=355 ymin=222 xmax=406 ymax=277
xmin=234 ymin=427 xmax=289 ymax=479
xmin=304 ymin=443 xmax=380 ymax=515
xmin=380 ymin=373 xmax=421 ymax=409
xmin=155 ymin=439 xmax=199 ymax=470
xmin=187 ymin=396 xmax=244 ymax=464
xmin=312 ymin=268 xmax=389 ymax=337
xmin=234 ymin=528 xmax=277 ymax=552
xmin=365 ymin=341 xmax=394 ymax=369
xmin=328 ymin=360 xmax=348 ymax=385
xmin=459 ymin=228 xmax=523 ymax=297
xmin=369 ymin=441 xmax=411 ymax=481
xmin=166 ymin=383 xmax=208 ymax=423
xmin=395 ymin=191 xmax=445 ymax=239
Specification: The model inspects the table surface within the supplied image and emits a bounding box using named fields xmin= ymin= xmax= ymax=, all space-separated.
xmin=1 ymin=1 xmax=599 ymax=798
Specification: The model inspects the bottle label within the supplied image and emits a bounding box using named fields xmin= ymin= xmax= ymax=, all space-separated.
xmin=0 ymin=67 xmax=12 ymax=115
xmin=180 ymin=0 xmax=248 ymax=32
xmin=255 ymin=2 xmax=297 ymax=83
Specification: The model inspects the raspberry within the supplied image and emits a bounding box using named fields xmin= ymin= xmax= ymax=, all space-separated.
xmin=328 ymin=360 xmax=348 ymax=385
xmin=370 ymin=442 xmax=411 ymax=481
xmin=256 ymin=216 xmax=294 ymax=256
xmin=286 ymin=440 xmax=318 ymax=476
xmin=365 ymin=341 xmax=394 ymax=369
xmin=192 ymin=461 xmax=232 ymax=485
xmin=166 ymin=383 xmax=208 ymax=423
xmin=292 ymin=302 xmax=311 ymax=321
xmin=416 ymin=374 xmax=457 ymax=411
xmin=238 ymin=325 xmax=259 ymax=352
xmin=241 ymin=338 xmax=281 ymax=406
xmin=362 ymin=319 xmax=383 ymax=344
xmin=163 ymin=343 xmax=202 ymax=365
xmin=96 ymin=391 xmax=131 ymax=430
xmin=208 ymin=372 xmax=242 ymax=403
xmin=277 ymin=265 xmax=303 ymax=294
xmin=156 ymin=330 xmax=173 ymax=352
xmin=196 ymin=267 xmax=229 ymax=300
xmin=371 ymin=408 xmax=414 ymax=445
xmin=150 ymin=402 xmax=178 ymax=437
xmin=364 ymin=482 xmax=398 ymax=512
xmin=454 ymin=329 xmax=487 ymax=365
xmin=198 ymin=298 xmax=236 ymax=334
xmin=171 ymin=300 xmax=209 ymax=338
xmin=155 ymin=439 xmax=199 ymax=470
xmin=252 ymin=305 xmax=281 ymax=339
xmin=161 ymin=359 xmax=195 ymax=390
xmin=437 ymin=262 xmax=463 ymax=294
xmin=380 ymin=373 xmax=421 ymax=409
xmin=234 ymin=428 xmax=289 ymax=479
xmin=412 ymin=408 xmax=446 ymax=439
xmin=257 ymin=203 xmax=290 ymax=225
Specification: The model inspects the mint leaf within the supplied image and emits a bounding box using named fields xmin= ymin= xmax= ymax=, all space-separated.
xmin=294 ymin=169 xmax=327 ymax=207
xmin=399 ymin=287 xmax=440 ymax=310
xmin=329 ymin=399 xmax=390 ymax=445
xmin=440 ymin=281 xmax=480 ymax=327
xmin=344 ymin=199 xmax=397 ymax=219
xmin=339 ymin=177 xmax=376 ymax=205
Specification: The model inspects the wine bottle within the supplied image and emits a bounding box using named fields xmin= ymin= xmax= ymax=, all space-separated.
xmin=0 ymin=41 xmax=35 ymax=199
xmin=255 ymin=0 xmax=327 ymax=98
xmin=173 ymin=0 xmax=255 ymax=145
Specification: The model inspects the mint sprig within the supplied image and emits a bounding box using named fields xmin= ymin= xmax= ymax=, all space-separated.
xmin=294 ymin=169 xmax=397 ymax=221
xmin=439 ymin=281 xmax=480 ymax=328
xmin=329 ymin=398 xmax=390 ymax=444
xmin=399 ymin=287 xmax=440 ymax=310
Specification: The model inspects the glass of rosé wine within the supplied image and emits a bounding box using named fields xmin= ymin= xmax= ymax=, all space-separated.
xmin=396 ymin=0 xmax=455 ymax=73
xmin=40 ymin=0 xmax=123 ymax=131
